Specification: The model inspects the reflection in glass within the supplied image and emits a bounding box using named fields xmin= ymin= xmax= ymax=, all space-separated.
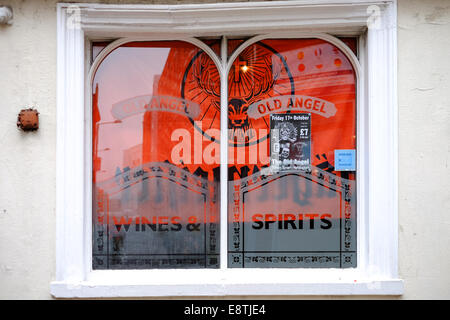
xmin=227 ymin=39 xmax=357 ymax=268
xmin=92 ymin=41 xmax=220 ymax=269
xmin=91 ymin=38 xmax=358 ymax=270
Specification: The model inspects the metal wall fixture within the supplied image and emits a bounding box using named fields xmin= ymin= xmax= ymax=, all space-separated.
xmin=17 ymin=108 xmax=39 ymax=131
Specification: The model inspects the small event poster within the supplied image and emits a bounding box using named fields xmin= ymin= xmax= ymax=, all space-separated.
xmin=270 ymin=113 xmax=311 ymax=171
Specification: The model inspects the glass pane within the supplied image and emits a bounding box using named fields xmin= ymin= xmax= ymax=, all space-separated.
xmin=337 ymin=37 xmax=358 ymax=57
xmin=227 ymin=39 xmax=357 ymax=268
xmin=201 ymin=38 xmax=221 ymax=58
xmin=92 ymin=41 xmax=113 ymax=63
xmin=92 ymin=41 xmax=220 ymax=269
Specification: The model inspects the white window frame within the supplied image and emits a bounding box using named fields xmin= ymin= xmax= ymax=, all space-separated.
xmin=51 ymin=0 xmax=402 ymax=298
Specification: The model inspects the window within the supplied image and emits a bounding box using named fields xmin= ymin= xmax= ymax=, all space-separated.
xmin=224 ymin=38 xmax=357 ymax=269
xmin=52 ymin=1 xmax=403 ymax=297
xmin=91 ymin=38 xmax=358 ymax=270
xmin=92 ymin=41 xmax=222 ymax=269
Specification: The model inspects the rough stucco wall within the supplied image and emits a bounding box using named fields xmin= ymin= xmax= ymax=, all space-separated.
xmin=0 ymin=0 xmax=57 ymax=300
xmin=397 ymin=0 xmax=450 ymax=299
xmin=0 ymin=0 xmax=448 ymax=299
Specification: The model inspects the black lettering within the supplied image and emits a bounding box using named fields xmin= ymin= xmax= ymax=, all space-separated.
xmin=265 ymin=220 xmax=276 ymax=229
xmin=171 ymin=222 xmax=182 ymax=231
xmin=320 ymin=214 xmax=332 ymax=229
xmin=114 ymin=224 xmax=131 ymax=232
xmin=252 ymin=220 xmax=264 ymax=229
xmin=284 ymin=219 xmax=297 ymax=229
xmin=298 ymin=214 xmax=304 ymax=229
xmin=158 ymin=223 xmax=169 ymax=232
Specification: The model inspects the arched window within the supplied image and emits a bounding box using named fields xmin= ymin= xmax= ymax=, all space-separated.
xmin=92 ymin=37 xmax=357 ymax=270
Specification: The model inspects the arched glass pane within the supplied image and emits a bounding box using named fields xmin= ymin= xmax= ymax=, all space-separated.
xmin=92 ymin=41 xmax=220 ymax=269
xmin=227 ymin=39 xmax=357 ymax=268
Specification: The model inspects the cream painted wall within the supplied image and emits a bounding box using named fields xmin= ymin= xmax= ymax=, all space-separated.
xmin=397 ymin=0 xmax=450 ymax=299
xmin=0 ymin=0 xmax=448 ymax=299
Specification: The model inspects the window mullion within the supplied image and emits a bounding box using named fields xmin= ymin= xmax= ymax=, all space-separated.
xmin=219 ymin=36 xmax=228 ymax=270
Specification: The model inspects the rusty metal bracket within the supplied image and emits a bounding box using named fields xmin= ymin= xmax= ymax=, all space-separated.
xmin=17 ymin=108 xmax=39 ymax=131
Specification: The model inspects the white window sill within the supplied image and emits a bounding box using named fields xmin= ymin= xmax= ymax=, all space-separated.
xmin=50 ymin=269 xmax=403 ymax=297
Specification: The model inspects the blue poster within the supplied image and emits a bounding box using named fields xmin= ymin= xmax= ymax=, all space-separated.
xmin=334 ymin=149 xmax=356 ymax=171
